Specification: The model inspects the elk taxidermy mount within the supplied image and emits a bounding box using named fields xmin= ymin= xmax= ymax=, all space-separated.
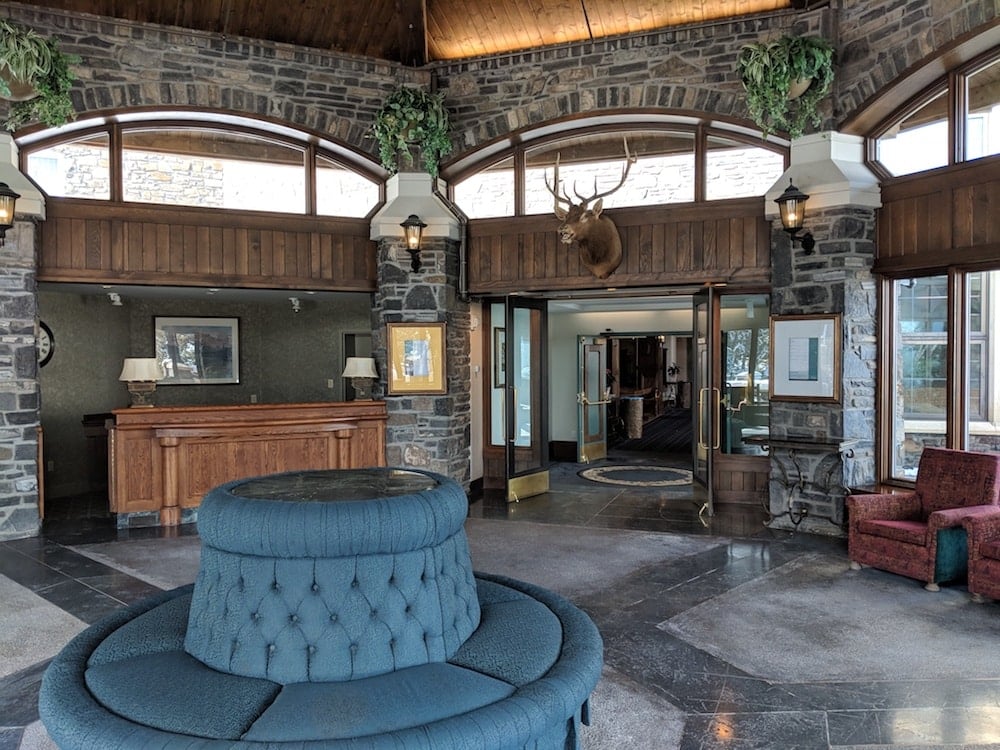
xmin=544 ymin=137 xmax=637 ymax=280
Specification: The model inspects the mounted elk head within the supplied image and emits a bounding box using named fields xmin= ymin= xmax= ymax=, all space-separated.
xmin=544 ymin=137 xmax=637 ymax=280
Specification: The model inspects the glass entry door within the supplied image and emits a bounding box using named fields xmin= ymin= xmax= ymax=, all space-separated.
xmin=487 ymin=297 xmax=549 ymax=501
xmin=693 ymin=288 xmax=718 ymax=516
xmin=577 ymin=335 xmax=609 ymax=463
xmin=693 ymin=288 xmax=771 ymax=515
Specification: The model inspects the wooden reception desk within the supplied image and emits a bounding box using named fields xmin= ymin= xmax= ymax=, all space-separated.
xmin=108 ymin=401 xmax=387 ymax=526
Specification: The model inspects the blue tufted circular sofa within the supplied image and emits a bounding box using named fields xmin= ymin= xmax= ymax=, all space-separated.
xmin=39 ymin=468 xmax=603 ymax=749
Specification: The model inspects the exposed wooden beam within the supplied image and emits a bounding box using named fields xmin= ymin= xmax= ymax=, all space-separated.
xmin=396 ymin=0 xmax=427 ymax=67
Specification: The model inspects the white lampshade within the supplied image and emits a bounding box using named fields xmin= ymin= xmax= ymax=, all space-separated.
xmin=341 ymin=357 xmax=378 ymax=378
xmin=119 ymin=358 xmax=164 ymax=382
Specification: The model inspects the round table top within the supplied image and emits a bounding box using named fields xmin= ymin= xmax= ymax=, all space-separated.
xmin=198 ymin=467 xmax=464 ymax=557
xmin=229 ymin=467 xmax=440 ymax=503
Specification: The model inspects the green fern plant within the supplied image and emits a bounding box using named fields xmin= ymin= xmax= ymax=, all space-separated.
xmin=372 ymin=86 xmax=452 ymax=178
xmin=0 ymin=19 xmax=80 ymax=131
xmin=737 ymin=35 xmax=835 ymax=139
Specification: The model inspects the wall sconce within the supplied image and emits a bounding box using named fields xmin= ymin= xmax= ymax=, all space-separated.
xmin=289 ymin=296 xmax=300 ymax=313
xmin=108 ymin=292 xmax=122 ymax=306
xmin=341 ymin=357 xmax=378 ymax=400
xmin=400 ymin=214 xmax=427 ymax=272
xmin=0 ymin=182 xmax=21 ymax=247
xmin=119 ymin=357 xmax=164 ymax=407
xmin=774 ymin=180 xmax=816 ymax=254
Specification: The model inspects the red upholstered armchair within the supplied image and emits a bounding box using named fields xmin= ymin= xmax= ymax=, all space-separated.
xmin=846 ymin=447 xmax=1000 ymax=591
xmin=962 ymin=508 xmax=1000 ymax=602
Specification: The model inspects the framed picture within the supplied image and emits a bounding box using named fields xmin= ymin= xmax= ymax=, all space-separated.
xmin=769 ymin=314 xmax=841 ymax=402
xmin=154 ymin=316 xmax=240 ymax=385
xmin=387 ymin=322 xmax=447 ymax=395
xmin=493 ymin=328 xmax=506 ymax=387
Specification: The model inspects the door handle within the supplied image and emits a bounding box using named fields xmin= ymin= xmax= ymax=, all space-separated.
xmin=711 ymin=387 xmax=721 ymax=450
xmin=577 ymin=391 xmax=611 ymax=406
xmin=698 ymin=388 xmax=708 ymax=448
xmin=698 ymin=387 xmax=722 ymax=450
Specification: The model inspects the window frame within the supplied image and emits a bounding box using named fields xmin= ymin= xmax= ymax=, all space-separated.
xmin=878 ymin=268 xmax=1000 ymax=485
xmin=18 ymin=114 xmax=385 ymax=219
xmin=444 ymin=119 xmax=788 ymax=217
xmin=867 ymin=47 xmax=1000 ymax=180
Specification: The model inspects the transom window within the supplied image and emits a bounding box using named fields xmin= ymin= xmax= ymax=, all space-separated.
xmin=21 ymin=118 xmax=381 ymax=219
xmin=451 ymin=125 xmax=785 ymax=219
xmin=872 ymin=51 xmax=1000 ymax=178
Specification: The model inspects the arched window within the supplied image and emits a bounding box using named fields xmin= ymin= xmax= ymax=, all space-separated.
xmin=447 ymin=119 xmax=786 ymax=220
xmin=18 ymin=112 xmax=383 ymax=218
xmin=871 ymin=50 xmax=1000 ymax=178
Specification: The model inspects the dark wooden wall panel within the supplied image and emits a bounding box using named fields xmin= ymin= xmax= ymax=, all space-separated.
xmin=38 ymin=199 xmax=376 ymax=292
xmin=877 ymin=158 xmax=1000 ymax=273
xmin=467 ymin=197 xmax=770 ymax=294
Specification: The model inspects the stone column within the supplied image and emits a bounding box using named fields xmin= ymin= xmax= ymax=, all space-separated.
xmin=764 ymin=132 xmax=880 ymax=534
xmin=0 ymin=134 xmax=46 ymax=541
xmin=370 ymin=173 xmax=471 ymax=486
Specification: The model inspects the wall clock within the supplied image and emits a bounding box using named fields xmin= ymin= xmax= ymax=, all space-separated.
xmin=38 ymin=320 xmax=54 ymax=367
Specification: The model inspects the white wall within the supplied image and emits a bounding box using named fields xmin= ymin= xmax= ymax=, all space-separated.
xmin=547 ymin=308 xmax=694 ymax=442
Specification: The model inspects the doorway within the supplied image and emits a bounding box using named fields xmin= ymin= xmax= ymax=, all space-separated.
xmin=604 ymin=333 xmax=693 ymax=455
xmin=482 ymin=297 xmax=550 ymax=501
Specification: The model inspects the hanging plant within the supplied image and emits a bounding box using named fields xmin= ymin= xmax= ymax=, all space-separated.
xmin=371 ymin=86 xmax=452 ymax=178
xmin=737 ymin=35 xmax=835 ymax=139
xmin=0 ymin=19 xmax=80 ymax=131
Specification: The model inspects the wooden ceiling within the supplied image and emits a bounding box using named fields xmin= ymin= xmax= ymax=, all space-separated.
xmin=16 ymin=0 xmax=804 ymax=66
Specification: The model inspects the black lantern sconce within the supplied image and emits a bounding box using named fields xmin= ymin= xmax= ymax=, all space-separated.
xmin=400 ymin=214 xmax=427 ymax=272
xmin=774 ymin=179 xmax=815 ymax=254
xmin=0 ymin=182 xmax=21 ymax=247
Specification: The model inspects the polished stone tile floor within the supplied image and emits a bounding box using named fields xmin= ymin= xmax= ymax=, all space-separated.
xmin=3 ymin=453 xmax=1000 ymax=749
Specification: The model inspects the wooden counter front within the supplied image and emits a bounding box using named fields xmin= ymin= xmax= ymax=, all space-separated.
xmin=109 ymin=401 xmax=387 ymax=525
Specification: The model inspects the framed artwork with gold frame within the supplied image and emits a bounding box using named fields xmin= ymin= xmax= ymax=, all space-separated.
xmin=386 ymin=322 xmax=447 ymax=395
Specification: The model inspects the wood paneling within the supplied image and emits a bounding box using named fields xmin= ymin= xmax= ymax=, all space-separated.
xmin=876 ymin=158 xmax=1000 ymax=274
xmin=38 ymin=199 xmax=376 ymax=292
xmin=468 ymin=197 xmax=770 ymax=294
xmin=108 ymin=401 xmax=387 ymax=525
xmin=22 ymin=0 xmax=795 ymax=64
xmin=714 ymin=454 xmax=770 ymax=506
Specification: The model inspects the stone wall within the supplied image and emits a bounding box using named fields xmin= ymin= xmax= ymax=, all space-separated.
xmin=3 ymin=1 xmax=997 ymax=163
xmin=0 ymin=219 xmax=40 ymax=539
xmin=372 ymin=237 xmax=472 ymax=485
xmin=768 ymin=206 xmax=877 ymax=534
xmin=1 ymin=2 xmax=409 ymax=162
xmin=836 ymin=0 xmax=999 ymax=119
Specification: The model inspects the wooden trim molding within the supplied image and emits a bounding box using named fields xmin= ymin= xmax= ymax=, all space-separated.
xmin=38 ymin=198 xmax=377 ymax=292
xmin=875 ymin=157 xmax=1000 ymax=275
xmin=468 ymin=197 xmax=770 ymax=294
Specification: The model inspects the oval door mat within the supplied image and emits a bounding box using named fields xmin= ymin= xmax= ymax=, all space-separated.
xmin=578 ymin=465 xmax=693 ymax=487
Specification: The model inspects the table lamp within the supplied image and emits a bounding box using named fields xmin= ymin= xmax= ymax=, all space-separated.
xmin=119 ymin=357 xmax=164 ymax=407
xmin=342 ymin=357 xmax=378 ymax=400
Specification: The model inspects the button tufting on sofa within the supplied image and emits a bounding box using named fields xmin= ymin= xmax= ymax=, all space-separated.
xmin=40 ymin=468 xmax=603 ymax=749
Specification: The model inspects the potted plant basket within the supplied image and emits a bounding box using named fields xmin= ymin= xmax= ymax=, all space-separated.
xmin=0 ymin=19 xmax=79 ymax=131
xmin=737 ymin=35 xmax=835 ymax=138
xmin=372 ymin=86 xmax=452 ymax=178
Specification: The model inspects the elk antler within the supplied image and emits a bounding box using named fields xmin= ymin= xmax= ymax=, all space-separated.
xmin=572 ymin=136 xmax=637 ymax=206
xmin=543 ymin=153 xmax=573 ymax=213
